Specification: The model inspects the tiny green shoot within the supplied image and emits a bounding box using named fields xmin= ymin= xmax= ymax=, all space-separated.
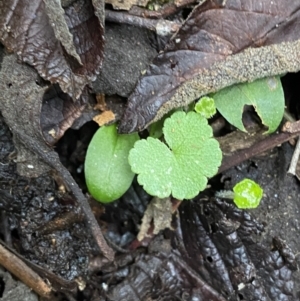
xmin=195 ymin=96 xmax=217 ymax=118
xmin=215 ymin=178 xmax=263 ymax=209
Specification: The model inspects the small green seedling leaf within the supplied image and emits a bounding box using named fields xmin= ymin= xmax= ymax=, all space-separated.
xmin=149 ymin=109 xmax=186 ymax=139
xmin=129 ymin=111 xmax=222 ymax=200
xmin=233 ymin=179 xmax=263 ymax=209
xmin=195 ymin=96 xmax=216 ymax=118
xmin=213 ymin=77 xmax=284 ymax=133
xmin=85 ymin=124 xmax=139 ymax=203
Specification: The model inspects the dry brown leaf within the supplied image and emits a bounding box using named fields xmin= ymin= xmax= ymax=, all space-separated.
xmin=137 ymin=197 xmax=173 ymax=241
xmin=0 ymin=0 xmax=105 ymax=99
xmin=119 ymin=0 xmax=300 ymax=133
xmin=93 ymin=111 xmax=116 ymax=126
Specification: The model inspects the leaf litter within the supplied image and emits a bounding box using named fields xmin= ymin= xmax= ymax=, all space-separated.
xmin=0 ymin=0 xmax=105 ymax=99
xmin=0 ymin=0 xmax=300 ymax=300
xmin=119 ymin=0 xmax=300 ymax=133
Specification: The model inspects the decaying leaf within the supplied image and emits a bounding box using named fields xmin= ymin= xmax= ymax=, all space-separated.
xmin=41 ymin=85 xmax=88 ymax=145
xmin=177 ymin=199 xmax=297 ymax=300
xmin=0 ymin=55 xmax=50 ymax=177
xmin=0 ymin=54 xmax=90 ymax=171
xmin=119 ymin=0 xmax=300 ymax=133
xmin=137 ymin=197 xmax=173 ymax=241
xmin=0 ymin=0 xmax=105 ymax=99
xmin=103 ymin=195 xmax=298 ymax=300
xmin=44 ymin=0 xmax=82 ymax=64
xmin=92 ymin=93 xmax=116 ymax=126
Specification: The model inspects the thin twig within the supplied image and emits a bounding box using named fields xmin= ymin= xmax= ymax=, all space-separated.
xmin=283 ymin=111 xmax=300 ymax=176
xmin=287 ymin=137 xmax=300 ymax=175
xmin=42 ymin=153 xmax=115 ymax=261
xmin=104 ymin=235 xmax=130 ymax=253
xmin=105 ymin=10 xmax=180 ymax=36
xmin=13 ymin=130 xmax=115 ymax=261
xmin=171 ymin=253 xmax=227 ymax=301
xmin=36 ymin=209 xmax=84 ymax=235
xmin=218 ymin=120 xmax=300 ymax=174
xmin=129 ymin=0 xmax=199 ymax=19
xmin=0 ymin=240 xmax=77 ymax=293
xmin=36 ymin=208 xmax=129 ymax=255
xmin=0 ymin=244 xmax=52 ymax=299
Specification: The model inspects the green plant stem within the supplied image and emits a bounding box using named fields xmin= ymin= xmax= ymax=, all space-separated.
xmin=215 ymin=190 xmax=234 ymax=199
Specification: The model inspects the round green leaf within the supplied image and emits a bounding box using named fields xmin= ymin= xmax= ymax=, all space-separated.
xmin=85 ymin=124 xmax=139 ymax=203
xmin=195 ymin=96 xmax=216 ymax=118
xmin=129 ymin=137 xmax=174 ymax=198
xmin=233 ymin=179 xmax=263 ymax=209
xmin=129 ymin=111 xmax=222 ymax=200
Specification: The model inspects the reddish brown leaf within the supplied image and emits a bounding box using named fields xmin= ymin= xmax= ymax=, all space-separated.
xmin=119 ymin=0 xmax=300 ymax=133
xmin=0 ymin=0 xmax=104 ymax=99
xmin=41 ymin=85 xmax=88 ymax=145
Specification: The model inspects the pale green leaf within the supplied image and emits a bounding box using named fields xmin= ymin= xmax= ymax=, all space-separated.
xmin=233 ymin=179 xmax=263 ymax=209
xmin=195 ymin=96 xmax=216 ymax=118
xmin=213 ymin=77 xmax=284 ymax=133
xmin=85 ymin=124 xmax=139 ymax=203
xmin=128 ymin=111 xmax=222 ymax=200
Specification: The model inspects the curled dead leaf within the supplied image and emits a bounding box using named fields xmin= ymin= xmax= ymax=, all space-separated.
xmin=0 ymin=0 xmax=105 ymax=99
xmin=119 ymin=0 xmax=300 ymax=133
